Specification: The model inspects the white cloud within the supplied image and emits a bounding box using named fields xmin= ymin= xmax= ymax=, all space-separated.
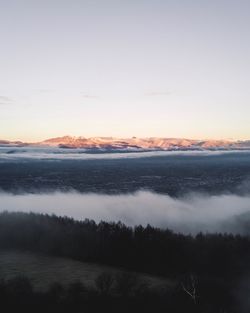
xmin=1 ymin=190 xmax=250 ymax=234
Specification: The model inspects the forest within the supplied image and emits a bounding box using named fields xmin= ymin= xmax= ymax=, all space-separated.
xmin=0 ymin=211 xmax=249 ymax=312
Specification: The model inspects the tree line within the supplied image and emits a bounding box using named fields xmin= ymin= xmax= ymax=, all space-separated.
xmin=0 ymin=211 xmax=249 ymax=312
xmin=0 ymin=211 xmax=249 ymax=278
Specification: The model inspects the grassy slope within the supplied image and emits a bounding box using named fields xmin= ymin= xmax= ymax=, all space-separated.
xmin=0 ymin=250 xmax=173 ymax=291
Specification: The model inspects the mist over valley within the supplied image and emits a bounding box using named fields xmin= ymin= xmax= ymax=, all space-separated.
xmin=1 ymin=149 xmax=250 ymax=235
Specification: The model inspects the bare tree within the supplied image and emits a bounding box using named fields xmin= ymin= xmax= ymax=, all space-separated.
xmin=181 ymin=274 xmax=198 ymax=304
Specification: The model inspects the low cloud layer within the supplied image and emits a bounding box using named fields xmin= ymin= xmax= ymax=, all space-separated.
xmin=0 ymin=147 xmax=248 ymax=162
xmin=1 ymin=191 xmax=250 ymax=234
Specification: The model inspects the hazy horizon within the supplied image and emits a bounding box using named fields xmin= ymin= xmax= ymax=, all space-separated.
xmin=2 ymin=134 xmax=250 ymax=143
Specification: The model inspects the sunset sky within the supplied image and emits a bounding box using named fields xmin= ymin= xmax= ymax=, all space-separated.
xmin=1 ymin=0 xmax=250 ymax=142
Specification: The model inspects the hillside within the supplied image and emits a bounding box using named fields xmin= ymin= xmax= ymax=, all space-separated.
xmin=0 ymin=250 xmax=172 ymax=291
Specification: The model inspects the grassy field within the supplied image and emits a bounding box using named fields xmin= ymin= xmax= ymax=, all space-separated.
xmin=0 ymin=250 xmax=173 ymax=291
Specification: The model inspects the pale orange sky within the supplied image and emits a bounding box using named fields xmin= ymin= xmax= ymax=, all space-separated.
xmin=1 ymin=0 xmax=250 ymax=142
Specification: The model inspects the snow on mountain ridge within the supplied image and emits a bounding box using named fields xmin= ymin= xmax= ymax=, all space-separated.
xmin=37 ymin=136 xmax=249 ymax=150
xmin=1 ymin=136 xmax=250 ymax=151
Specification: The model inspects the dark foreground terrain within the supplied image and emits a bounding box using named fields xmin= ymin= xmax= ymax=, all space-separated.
xmin=0 ymin=250 xmax=170 ymax=291
xmin=0 ymin=211 xmax=249 ymax=312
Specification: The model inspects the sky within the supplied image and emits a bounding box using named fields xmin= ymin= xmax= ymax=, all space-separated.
xmin=0 ymin=0 xmax=250 ymax=142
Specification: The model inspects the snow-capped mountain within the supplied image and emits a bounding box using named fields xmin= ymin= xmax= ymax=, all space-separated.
xmin=37 ymin=136 xmax=250 ymax=151
xmin=1 ymin=136 xmax=250 ymax=151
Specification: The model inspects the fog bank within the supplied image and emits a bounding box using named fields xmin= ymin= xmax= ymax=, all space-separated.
xmin=1 ymin=191 xmax=250 ymax=234
xmin=0 ymin=146 xmax=249 ymax=162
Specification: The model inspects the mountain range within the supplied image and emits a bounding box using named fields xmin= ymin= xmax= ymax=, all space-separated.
xmin=1 ymin=136 xmax=250 ymax=151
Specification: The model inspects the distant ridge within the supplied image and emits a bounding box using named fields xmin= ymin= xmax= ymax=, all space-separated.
xmin=1 ymin=136 xmax=250 ymax=151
